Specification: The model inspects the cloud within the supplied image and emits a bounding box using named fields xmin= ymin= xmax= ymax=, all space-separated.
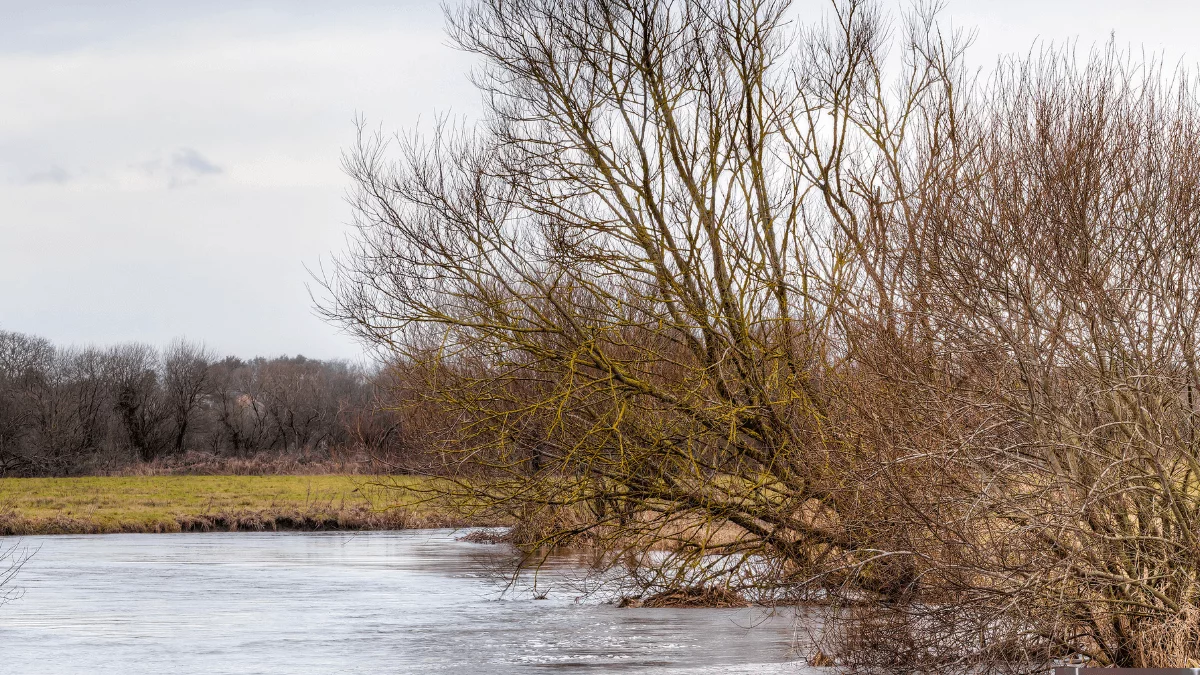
xmin=171 ymin=147 xmax=221 ymax=176
xmin=136 ymin=147 xmax=222 ymax=188
xmin=18 ymin=165 xmax=70 ymax=185
xmin=0 ymin=1 xmax=474 ymax=360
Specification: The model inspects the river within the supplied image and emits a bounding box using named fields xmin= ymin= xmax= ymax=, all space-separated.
xmin=0 ymin=530 xmax=810 ymax=674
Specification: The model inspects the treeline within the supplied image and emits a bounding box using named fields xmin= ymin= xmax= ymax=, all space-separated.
xmin=0 ymin=329 xmax=423 ymax=476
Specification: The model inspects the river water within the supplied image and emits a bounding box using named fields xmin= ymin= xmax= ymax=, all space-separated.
xmin=0 ymin=530 xmax=810 ymax=674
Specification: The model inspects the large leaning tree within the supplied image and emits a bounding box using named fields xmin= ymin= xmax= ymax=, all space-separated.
xmin=324 ymin=0 xmax=1200 ymax=670
xmin=326 ymin=0 xmax=944 ymax=599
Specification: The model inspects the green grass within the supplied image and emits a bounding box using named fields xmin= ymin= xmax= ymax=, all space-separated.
xmin=0 ymin=475 xmax=491 ymax=535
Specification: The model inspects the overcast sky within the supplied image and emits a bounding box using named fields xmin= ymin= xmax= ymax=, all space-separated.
xmin=2 ymin=1 xmax=1198 ymax=361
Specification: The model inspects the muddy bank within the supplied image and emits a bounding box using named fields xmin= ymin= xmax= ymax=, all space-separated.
xmin=619 ymin=586 xmax=750 ymax=609
xmin=0 ymin=507 xmax=504 ymax=536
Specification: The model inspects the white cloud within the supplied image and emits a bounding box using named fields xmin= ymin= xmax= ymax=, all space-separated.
xmin=129 ymin=148 xmax=223 ymax=189
xmin=16 ymin=165 xmax=70 ymax=185
xmin=0 ymin=2 xmax=481 ymax=359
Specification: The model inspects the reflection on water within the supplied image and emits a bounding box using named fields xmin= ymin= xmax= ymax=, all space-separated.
xmin=0 ymin=530 xmax=810 ymax=674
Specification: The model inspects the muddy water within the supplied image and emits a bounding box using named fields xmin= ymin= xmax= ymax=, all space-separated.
xmin=0 ymin=530 xmax=809 ymax=674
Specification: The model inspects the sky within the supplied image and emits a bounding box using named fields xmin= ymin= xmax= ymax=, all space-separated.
xmin=2 ymin=1 xmax=1198 ymax=361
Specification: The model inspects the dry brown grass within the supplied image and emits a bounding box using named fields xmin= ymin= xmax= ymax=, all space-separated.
xmin=101 ymin=450 xmax=388 ymax=477
xmin=0 ymin=475 xmax=507 ymax=535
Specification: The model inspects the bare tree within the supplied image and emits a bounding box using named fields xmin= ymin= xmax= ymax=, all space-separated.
xmin=323 ymin=0 xmax=958 ymax=607
xmin=0 ymin=540 xmax=31 ymax=609
xmin=0 ymin=330 xmax=53 ymax=472
xmin=162 ymin=339 xmax=213 ymax=454
xmin=23 ymin=346 xmax=111 ymax=473
xmin=105 ymin=343 xmax=169 ymax=462
xmin=322 ymin=0 xmax=1200 ymax=670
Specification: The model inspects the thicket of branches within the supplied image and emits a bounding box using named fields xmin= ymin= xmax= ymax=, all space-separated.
xmin=321 ymin=0 xmax=1200 ymax=669
xmin=0 ymin=329 xmax=430 ymax=475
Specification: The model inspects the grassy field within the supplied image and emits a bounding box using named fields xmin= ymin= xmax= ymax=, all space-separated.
xmin=0 ymin=475 xmax=494 ymax=535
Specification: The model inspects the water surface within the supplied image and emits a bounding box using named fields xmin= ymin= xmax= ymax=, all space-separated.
xmin=0 ymin=530 xmax=808 ymax=674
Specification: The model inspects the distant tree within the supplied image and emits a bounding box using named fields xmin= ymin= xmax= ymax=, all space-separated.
xmin=162 ymin=339 xmax=213 ymax=453
xmin=105 ymin=343 xmax=169 ymax=462
xmin=20 ymin=346 xmax=110 ymax=473
xmin=0 ymin=330 xmax=53 ymax=378
xmin=0 ymin=330 xmax=53 ymax=472
xmin=0 ymin=331 xmax=392 ymax=475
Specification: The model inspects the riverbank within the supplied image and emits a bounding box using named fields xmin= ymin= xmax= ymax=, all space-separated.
xmin=0 ymin=475 xmax=498 ymax=535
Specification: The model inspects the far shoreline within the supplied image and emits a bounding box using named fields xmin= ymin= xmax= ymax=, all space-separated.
xmin=0 ymin=475 xmax=505 ymax=536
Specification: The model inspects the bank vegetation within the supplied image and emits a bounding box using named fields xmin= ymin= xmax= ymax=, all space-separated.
xmin=0 ymin=475 xmax=485 ymax=535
